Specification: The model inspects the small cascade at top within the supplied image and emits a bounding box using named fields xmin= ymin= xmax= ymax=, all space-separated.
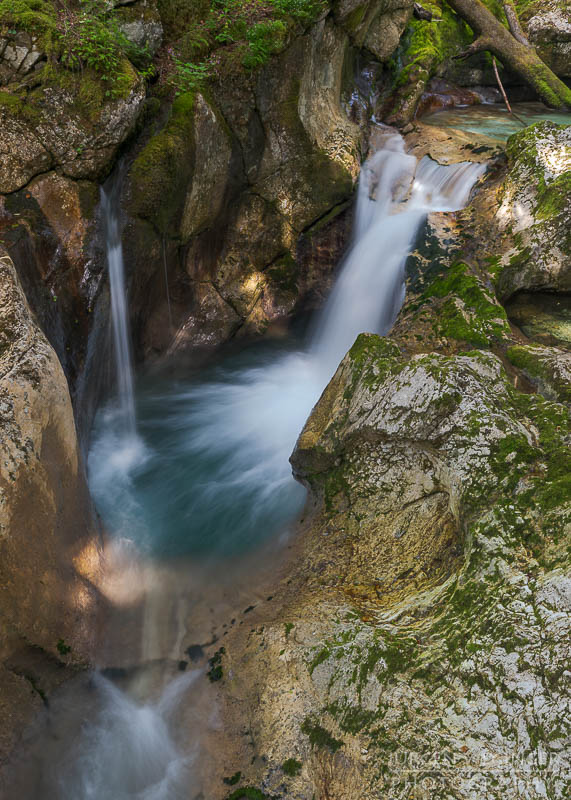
xmin=311 ymin=130 xmax=486 ymax=378
xmin=100 ymin=173 xmax=137 ymax=439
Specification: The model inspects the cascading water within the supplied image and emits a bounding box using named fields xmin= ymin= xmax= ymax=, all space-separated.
xmin=89 ymin=131 xmax=485 ymax=561
xmin=97 ymin=173 xmax=150 ymax=484
xmin=6 ymin=128 xmax=488 ymax=800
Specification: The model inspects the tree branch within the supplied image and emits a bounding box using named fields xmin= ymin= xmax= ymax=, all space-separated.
xmin=502 ymin=1 xmax=530 ymax=46
xmin=453 ymin=36 xmax=492 ymax=60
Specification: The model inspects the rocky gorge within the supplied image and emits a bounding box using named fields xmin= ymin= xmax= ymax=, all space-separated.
xmin=0 ymin=0 xmax=570 ymax=799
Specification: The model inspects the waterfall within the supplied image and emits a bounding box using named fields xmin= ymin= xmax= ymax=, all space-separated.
xmin=88 ymin=129 xmax=486 ymax=561
xmin=311 ymin=130 xmax=486 ymax=377
xmin=100 ymin=175 xmax=137 ymax=438
xmin=41 ymin=129 xmax=489 ymax=800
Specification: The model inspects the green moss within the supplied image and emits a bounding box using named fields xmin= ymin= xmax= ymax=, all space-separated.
xmin=343 ymin=4 xmax=366 ymax=34
xmin=536 ymin=172 xmax=571 ymax=220
xmin=308 ymin=646 xmax=330 ymax=675
xmin=265 ymin=253 xmax=299 ymax=296
xmin=506 ymin=122 xmax=571 ymax=222
xmin=386 ymin=1 xmax=471 ymax=122
xmin=226 ymin=788 xmax=270 ymax=800
xmin=207 ymin=646 xmax=225 ymax=682
xmin=418 ymin=261 xmax=510 ymax=346
xmin=0 ymin=90 xmax=24 ymax=114
xmin=507 ymin=344 xmax=571 ymax=405
xmin=301 ymin=716 xmax=343 ymax=752
xmin=56 ymin=638 xmax=71 ymax=656
xmin=326 ymin=701 xmax=377 ymax=734
xmin=281 ymin=758 xmax=302 ymax=776
xmin=128 ymin=92 xmax=196 ymax=233
xmin=223 ymin=771 xmax=242 ymax=785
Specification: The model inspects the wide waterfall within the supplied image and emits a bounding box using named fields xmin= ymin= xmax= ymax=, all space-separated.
xmin=89 ymin=131 xmax=485 ymax=561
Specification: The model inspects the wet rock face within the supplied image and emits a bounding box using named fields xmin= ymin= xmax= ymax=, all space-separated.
xmin=0 ymin=171 xmax=108 ymax=436
xmin=0 ymin=248 xmax=102 ymax=761
xmin=125 ymin=3 xmax=414 ymax=361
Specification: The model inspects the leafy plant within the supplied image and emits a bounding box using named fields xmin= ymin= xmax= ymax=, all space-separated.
xmin=242 ymin=19 xmax=286 ymax=69
xmin=170 ymin=56 xmax=210 ymax=94
xmin=56 ymin=638 xmax=71 ymax=656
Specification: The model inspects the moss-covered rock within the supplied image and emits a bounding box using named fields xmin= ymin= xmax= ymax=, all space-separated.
xmin=128 ymin=91 xmax=196 ymax=235
xmin=0 ymin=63 xmax=145 ymax=192
xmin=215 ymin=328 xmax=570 ymax=800
xmin=507 ymin=342 xmax=571 ymax=405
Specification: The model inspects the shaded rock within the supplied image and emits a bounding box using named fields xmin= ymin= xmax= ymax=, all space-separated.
xmin=116 ymin=0 xmax=163 ymax=54
xmin=0 ymin=248 xmax=102 ymax=760
xmin=505 ymin=291 xmax=571 ymax=350
xmin=126 ymin=2 xmax=413 ymax=360
xmin=0 ymin=31 xmax=43 ymax=86
xmin=523 ymin=0 xmax=571 ymax=78
xmin=0 ymin=172 xmax=104 ymax=434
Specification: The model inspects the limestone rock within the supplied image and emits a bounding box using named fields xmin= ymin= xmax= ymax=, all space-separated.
xmin=214 ymin=331 xmax=570 ymax=800
xmin=0 ymin=248 xmax=101 ymax=756
xmin=180 ymin=93 xmax=232 ymax=241
xmin=0 ymin=69 xmax=144 ymax=193
xmin=524 ymin=0 xmax=571 ymax=78
xmin=0 ymin=32 xmax=43 ymax=86
xmin=116 ymin=0 xmax=163 ymax=55
xmin=507 ymin=343 xmax=571 ymax=405
xmin=493 ymin=121 xmax=570 ymax=299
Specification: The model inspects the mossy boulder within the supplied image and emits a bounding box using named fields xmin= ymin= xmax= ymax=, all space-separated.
xmin=521 ymin=0 xmax=571 ymax=79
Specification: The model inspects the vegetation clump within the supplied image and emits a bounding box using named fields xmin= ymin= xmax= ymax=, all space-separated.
xmin=281 ymin=757 xmax=302 ymax=776
xmin=157 ymin=0 xmax=326 ymax=93
xmin=207 ymin=646 xmax=225 ymax=681
xmin=0 ymin=0 xmax=148 ymax=100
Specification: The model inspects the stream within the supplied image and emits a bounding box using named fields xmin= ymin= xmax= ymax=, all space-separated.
xmin=3 ymin=105 xmax=563 ymax=799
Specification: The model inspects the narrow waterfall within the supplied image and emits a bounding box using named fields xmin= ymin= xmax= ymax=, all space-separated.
xmin=88 ymin=131 xmax=486 ymax=561
xmin=100 ymin=175 xmax=137 ymax=438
